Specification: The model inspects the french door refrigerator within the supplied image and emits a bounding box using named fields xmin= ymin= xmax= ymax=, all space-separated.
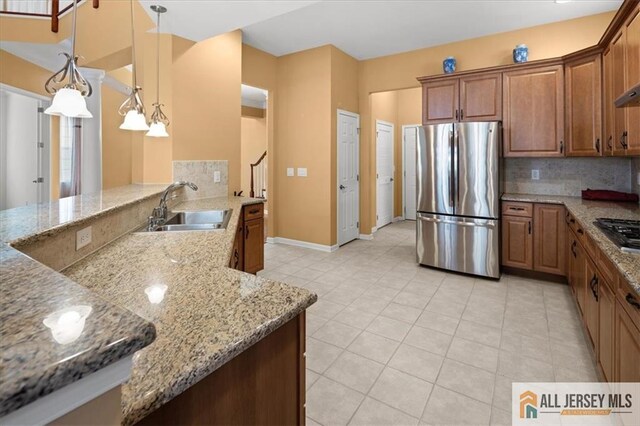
xmin=416 ymin=121 xmax=502 ymax=279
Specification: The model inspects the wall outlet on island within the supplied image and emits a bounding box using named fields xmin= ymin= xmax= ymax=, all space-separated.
xmin=286 ymin=167 xmax=294 ymax=177
xmin=213 ymin=170 xmax=221 ymax=183
xmin=76 ymin=226 xmax=92 ymax=251
xmin=531 ymin=169 xmax=540 ymax=180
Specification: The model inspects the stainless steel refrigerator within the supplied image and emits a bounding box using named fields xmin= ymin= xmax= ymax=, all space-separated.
xmin=416 ymin=121 xmax=502 ymax=279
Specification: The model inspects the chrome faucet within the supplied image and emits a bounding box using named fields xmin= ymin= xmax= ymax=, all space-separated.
xmin=147 ymin=181 xmax=198 ymax=230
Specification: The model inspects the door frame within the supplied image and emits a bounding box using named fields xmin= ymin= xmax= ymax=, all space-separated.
xmin=375 ymin=119 xmax=394 ymax=229
xmin=402 ymin=124 xmax=420 ymax=221
xmin=336 ymin=109 xmax=360 ymax=246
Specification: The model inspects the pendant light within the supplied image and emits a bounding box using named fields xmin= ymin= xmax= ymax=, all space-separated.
xmin=119 ymin=0 xmax=149 ymax=131
xmin=146 ymin=5 xmax=169 ymax=138
xmin=44 ymin=0 xmax=92 ymax=118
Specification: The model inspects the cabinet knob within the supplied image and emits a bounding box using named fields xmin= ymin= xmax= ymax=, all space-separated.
xmin=595 ymin=138 xmax=600 ymax=153
xmin=626 ymin=293 xmax=640 ymax=310
xmin=560 ymin=141 xmax=564 ymax=154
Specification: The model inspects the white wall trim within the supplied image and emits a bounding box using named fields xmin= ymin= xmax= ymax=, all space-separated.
xmin=0 ymin=83 xmax=51 ymax=102
xmin=0 ymin=356 xmax=132 ymax=426
xmin=371 ymin=226 xmax=378 ymax=233
xmin=336 ymin=109 xmax=360 ymax=247
xmin=375 ymin=120 xmax=394 ymax=229
xmin=266 ymin=237 xmax=338 ymax=252
xmin=402 ymin=124 xmax=420 ymax=221
xmin=392 ymin=216 xmax=403 ymax=223
xmin=358 ymin=234 xmax=373 ymax=240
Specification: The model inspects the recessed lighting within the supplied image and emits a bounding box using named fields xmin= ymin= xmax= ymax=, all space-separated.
xmin=555 ymin=0 xmax=572 ymax=4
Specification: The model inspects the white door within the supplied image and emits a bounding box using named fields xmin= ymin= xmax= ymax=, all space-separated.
xmin=376 ymin=121 xmax=394 ymax=229
xmin=337 ymin=110 xmax=360 ymax=245
xmin=403 ymin=125 xmax=418 ymax=220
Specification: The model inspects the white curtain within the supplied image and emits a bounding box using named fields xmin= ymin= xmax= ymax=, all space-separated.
xmin=59 ymin=117 xmax=82 ymax=198
xmin=3 ymin=1 xmax=51 ymax=14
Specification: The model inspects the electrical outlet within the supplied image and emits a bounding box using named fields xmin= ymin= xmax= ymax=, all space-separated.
xmin=76 ymin=226 xmax=92 ymax=250
xmin=531 ymin=170 xmax=540 ymax=180
xmin=213 ymin=171 xmax=221 ymax=183
xmin=287 ymin=168 xmax=294 ymax=177
xmin=297 ymin=167 xmax=307 ymax=177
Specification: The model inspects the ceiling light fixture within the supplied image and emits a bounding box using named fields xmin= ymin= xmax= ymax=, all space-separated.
xmin=147 ymin=5 xmax=169 ymax=138
xmin=44 ymin=0 xmax=92 ymax=118
xmin=119 ymin=0 xmax=149 ymax=131
xmin=554 ymin=0 xmax=572 ymax=4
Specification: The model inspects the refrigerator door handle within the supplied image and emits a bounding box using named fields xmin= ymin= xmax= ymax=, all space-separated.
xmin=418 ymin=215 xmax=497 ymax=229
xmin=454 ymin=129 xmax=460 ymax=208
xmin=448 ymin=130 xmax=454 ymax=208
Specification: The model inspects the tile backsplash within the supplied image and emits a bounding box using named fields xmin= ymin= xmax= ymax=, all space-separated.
xmin=504 ymin=157 xmax=634 ymax=197
xmin=173 ymin=160 xmax=228 ymax=201
xmin=632 ymin=156 xmax=640 ymax=197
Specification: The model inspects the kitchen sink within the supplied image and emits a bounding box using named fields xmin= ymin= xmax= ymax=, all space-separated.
xmin=136 ymin=209 xmax=232 ymax=232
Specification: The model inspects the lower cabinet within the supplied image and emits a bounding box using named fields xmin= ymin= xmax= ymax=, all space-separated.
xmin=502 ymin=215 xmax=533 ymax=270
xmin=583 ymin=256 xmax=599 ymax=349
xmin=598 ymin=277 xmax=615 ymax=382
xmin=230 ymin=203 xmax=264 ymax=274
xmin=615 ymin=283 xmax=640 ymax=382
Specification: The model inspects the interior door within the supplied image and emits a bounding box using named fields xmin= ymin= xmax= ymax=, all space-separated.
xmin=337 ymin=111 xmax=360 ymax=245
xmin=376 ymin=121 xmax=394 ymax=228
xmin=403 ymin=126 xmax=418 ymax=220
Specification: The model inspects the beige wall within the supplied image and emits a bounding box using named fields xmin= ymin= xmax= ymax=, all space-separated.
xmin=102 ymin=85 xmax=133 ymax=189
xmin=357 ymin=11 xmax=616 ymax=233
xmin=241 ymin=116 xmax=267 ymax=196
xmin=395 ymin=88 xmax=421 ymax=217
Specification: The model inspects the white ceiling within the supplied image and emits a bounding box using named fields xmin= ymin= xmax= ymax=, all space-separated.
xmin=241 ymin=84 xmax=268 ymax=109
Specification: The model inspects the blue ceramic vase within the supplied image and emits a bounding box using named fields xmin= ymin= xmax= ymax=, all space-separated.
xmin=513 ymin=44 xmax=528 ymax=63
xmin=443 ymin=57 xmax=456 ymax=74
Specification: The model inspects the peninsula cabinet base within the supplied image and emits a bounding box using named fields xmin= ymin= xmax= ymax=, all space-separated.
xmin=137 ymin=313 xmax=306 ymax=425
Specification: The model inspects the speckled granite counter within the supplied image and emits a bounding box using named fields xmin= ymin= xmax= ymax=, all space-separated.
xmin=502 ymin=193 xmax=640 ymax=295
xmin=62 ymin=196 xmax=317 ymax=425
xmin=0 ymin=185 xmax=163 ymax=417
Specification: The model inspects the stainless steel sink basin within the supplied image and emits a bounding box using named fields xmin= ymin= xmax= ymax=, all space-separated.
xmin=137 ymin=209 xmax=232 ymax=232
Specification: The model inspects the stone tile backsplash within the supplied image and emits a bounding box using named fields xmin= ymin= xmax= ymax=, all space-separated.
xmin=632 ymin=156 xmax=640 ymax=197
xmin=172 ymin=160 xmax=229 ymax=201
xmin=504 ymin=157 xmax=634 ymax=197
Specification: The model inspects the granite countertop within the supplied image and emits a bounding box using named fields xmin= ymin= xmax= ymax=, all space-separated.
xmin=0 ymin=185 xmax=163 ymax=417
xmin=502 ymin=193 xmax=640 ymax=295
xmin=62 ymin=196 xmax=317 ymax=425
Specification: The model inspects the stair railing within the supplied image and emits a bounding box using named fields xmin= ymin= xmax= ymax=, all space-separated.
xmin=0 ymin=0 xmax=99 ymax=33
xmin=250 ymin=151 xmax=267 ymax=199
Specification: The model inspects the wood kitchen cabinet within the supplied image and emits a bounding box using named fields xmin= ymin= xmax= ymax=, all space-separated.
xmin=230 ymin=203 xmax=264 ymax=275
xmin=584 ymin=256 xmax=599 ymax=350
xmin=568 ymin=230 xmax=586 ymax=314
xmin=603 ymin=48 xmax=615 ymax=156
xmin=565 ymin=54 xmax=602 ymax=156
xmin=598 ymin=276 xmax=615 ymax=382
xmin=502 ymin=65 xmax=565 ymax=157
xmin=615 ymin=295 xmax=640 ymax=382
xmin=502 ymin=214 xmax=533 ymax=270
xmin=421 ymin=73 xmax=501 ymax=124
xmin=533 ymin=204 xmax=566 ymax=275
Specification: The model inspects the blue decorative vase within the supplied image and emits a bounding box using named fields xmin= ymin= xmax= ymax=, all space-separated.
xmin=443 ymin=57 xmax=456 ymax=74
xmin=513 ymin=44 xmax=528 ymax=63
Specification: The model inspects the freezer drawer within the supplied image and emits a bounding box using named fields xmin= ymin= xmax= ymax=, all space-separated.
xmin=417 ymin=213 xmax=500 ymax=279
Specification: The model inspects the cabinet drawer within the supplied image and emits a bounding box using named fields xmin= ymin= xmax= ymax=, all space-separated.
xmin=244 ymin=203 xmax=264 ymax=221
xmin=502 ymin=201 xmax=533 ymax=217
xmin=617 ymin=277 xmax=640 ymax=332
xmin=583 ymin=232 xmax=597 ymax=262
xmin=597 ymin=251 xmax=617 ymax=290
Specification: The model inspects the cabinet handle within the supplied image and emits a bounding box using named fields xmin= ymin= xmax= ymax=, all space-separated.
xmin=595 ymin=138 xmax=600 ymax=153
xmin=528 ymin=221 xmax=532 ymax=235
xmin=607 ymin=136 xmax=612 ymax=150
xmin=590 ymin=275 xmax=599 ymax=302
xmin=620 ymin=131 xmax=628 ymax=149
xmin=570 ymin=218 xmax=576 ymax=224
xmin=455 ymin=110 xmax=459 ymax=121
xmin=571 ymin=241 xmax=577 ymax=258
xmin=626 ymin=293 xmax=640 ymax=310
xmin=234 ymin=250 xmax=239 ymax=268
xmin=560 ymin=141 xmax=564 ymax=154
xmin=460 ymin=109 xmax=464 ymax=120
xmin=509 ymin=207 xmax=526 ymax=211
xmin=565 ymin=211 xmax=571 ymax=225
xmin=245 ymin=225 xmax=250 ymax=239
xmin=577 ymin=228 xmax=584 ymax=235
xmin=249 ymin=208 xmax=260 ymax=214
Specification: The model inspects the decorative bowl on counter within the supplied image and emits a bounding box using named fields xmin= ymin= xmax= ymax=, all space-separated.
xmin=513 ymin=44 xmax=529 ymax=63
xmin=443 ymin=56 xmax=456 ymax=74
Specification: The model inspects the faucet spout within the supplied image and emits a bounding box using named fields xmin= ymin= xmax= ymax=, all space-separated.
xmin=151 ymin=181 xmax=199 ymax=228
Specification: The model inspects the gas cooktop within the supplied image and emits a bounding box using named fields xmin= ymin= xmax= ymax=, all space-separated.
xmin=595 ymin=218 xmax=640 ymax=254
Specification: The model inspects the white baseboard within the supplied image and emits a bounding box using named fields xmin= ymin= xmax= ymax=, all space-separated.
xmin=359 ymin=234 xmax=373 ymax=240
xmin=371 ymin=226 xmax=378 ymax=233
xmin=392 ymin=216 xmax=403 ymax=223
xmin=265 ymin=237 xmax=338 ymax=252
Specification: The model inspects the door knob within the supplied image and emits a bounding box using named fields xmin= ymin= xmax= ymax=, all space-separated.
xmin=390 ymin=178 xmax=394 ymax=182
xmin=339 ymin=185 xmax=346 ymax=190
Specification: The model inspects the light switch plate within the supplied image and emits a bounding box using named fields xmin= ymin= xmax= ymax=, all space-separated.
xmin=213 ymin=170 xmax=221 ymax=183
xmin=297 ymin=168 xmax=307 ymax=177
xmin=76 ymin=226 xmax=92 ymax=250
xmin=531 ymin=170 xmax=540 ymax=180
xmin=287 ymin=168 xmax=294 ymax=177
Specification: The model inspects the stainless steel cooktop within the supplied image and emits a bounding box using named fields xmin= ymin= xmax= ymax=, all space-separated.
xmin=595 ymin=218 xmax=640 ymax=254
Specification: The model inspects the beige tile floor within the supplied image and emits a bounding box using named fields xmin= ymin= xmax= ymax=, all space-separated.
xmin=258 ymin=221 xmax=599 ymax=426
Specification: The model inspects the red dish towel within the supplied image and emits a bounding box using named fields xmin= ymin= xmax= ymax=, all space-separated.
xmin=581 ymin=189 xmax=639 ymax=202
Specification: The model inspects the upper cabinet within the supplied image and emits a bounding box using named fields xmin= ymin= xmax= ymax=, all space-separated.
xmin=421 ymin=73 xmax=501 ymax=125
xmin=502 ymin=65 xmax=564 ymax=157
xmin=565 ymin=54 xmax=602 ymax=156
xmin=603 ymin=48 xmax=615 ymax=156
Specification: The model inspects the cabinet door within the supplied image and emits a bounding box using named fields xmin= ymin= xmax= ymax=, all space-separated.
xmin=598 ymin=278 xmax=615 ymax=382
xmin=615 ymin=300 xmax=640 ymax=382
xmin=565 ymin=55 xmax=602 ymax=156
xmin=459 ymin=73 xmax=502 ymax=122
xmin=612 ymin=31 xmax=628 ymax=156
xmin=422 ymin=79 xmax=459 ymax=124
xmin=533 ymin=204 xmax=566 ymax=275
xmin=244 ymin=218 xmax=264 ymax=274
xmin=625 ymin=8 xmax=640 ymax=156
xmin=584 ymin=257 xmax=599 ymax=351
xmin=230 ymin=221 xmax=244 ymax=271
xmin=569 ymin=235 xmax=586 ymax=315
xmin=502 ymin=215 xmax=533 ymax=270
xmin=603 ymin=48 xmax=615 ymax=156
xmin=503 ymin=65 xmax=564 ymax=157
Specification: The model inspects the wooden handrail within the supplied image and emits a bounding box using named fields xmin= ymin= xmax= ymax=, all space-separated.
xmin=250 ymin=151 xmax=267 ymax=199
xmin=0 ymin=0 xmax=99 ymax=33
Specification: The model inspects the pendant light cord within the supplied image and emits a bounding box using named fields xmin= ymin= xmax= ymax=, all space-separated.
xmin=156 ymin=8 xmax=160 ymax=104
xmin=130 ymin=0 xmax=137 ymax=89
xmin=70 ymin=0 xmax=78 ymax=84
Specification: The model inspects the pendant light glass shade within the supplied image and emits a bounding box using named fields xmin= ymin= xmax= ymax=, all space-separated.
xmin=119 ymin=0 xmax=148 ymax=131
xmin=146 ymin=5 xmax=169 ymax=138
xmin=45 ymin=87 xmax=93 ymax=118
xmin=44 ymin=1 xmax=92 ymax=118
